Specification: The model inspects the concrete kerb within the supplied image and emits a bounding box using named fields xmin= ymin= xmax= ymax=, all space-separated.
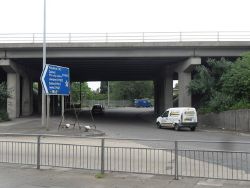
xmin=199 ymin=127 xmax=250 ymax=137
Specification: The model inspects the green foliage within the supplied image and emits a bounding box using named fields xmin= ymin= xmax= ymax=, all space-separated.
xmin=189 ymin=54 xmax=250 ymax=113
xmin=71 ymin=82 xmax=93 ymax=103
xmin=0 ymin=110 xmax=9 ymax=122
xmin=0 ymin=82 xmax=10 ymax=121
xmin=221 ymin=52 xmax=250 ymax=101
xmin=110 ymin=81 xmax=154 ymax=100
xmin=189 ymin=58 xmax=232 ymax=97
xmin=229 ymin=100 xmax=250 ymax=110
xmin=95 ymin=173 xmax=105 ymax=179
xmin=100 ymin=81 xmax=108 ymax=94
xmin=207 ymin=92 xmax=234 ymax=112
xmin=0 ymin=82 xmax=10 ymax=112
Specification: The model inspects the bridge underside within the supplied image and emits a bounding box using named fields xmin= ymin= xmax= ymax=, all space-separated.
xmin=1 ymin=41 xmax=250 ymax=118
xmin=11 ymin=57 xmax=187 ymax=81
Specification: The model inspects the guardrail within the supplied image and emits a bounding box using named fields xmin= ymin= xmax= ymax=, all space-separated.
xmin=0 ymin=134 xmax=250 ymax=181
xmin=1 ymin=31 xmax=250 ymax=43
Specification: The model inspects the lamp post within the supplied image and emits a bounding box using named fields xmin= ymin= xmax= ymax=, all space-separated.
xmin=41 ymin=0 xmax=47 ymax=128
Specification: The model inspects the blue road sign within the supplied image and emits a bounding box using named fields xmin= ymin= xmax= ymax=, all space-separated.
xmin=41 ymin=64 xmax=70 ymax=95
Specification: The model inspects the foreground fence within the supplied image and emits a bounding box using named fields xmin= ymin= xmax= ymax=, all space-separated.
xmin=0 ymin=134 xmax=249 ymax=181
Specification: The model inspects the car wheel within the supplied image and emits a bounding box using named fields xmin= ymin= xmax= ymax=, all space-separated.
xmin=174 ymin=124 xmax=180 ymax=131
xmin=190 ymin=127 xmax=196 ymax=131
xmin=156 ymin=122 xmax=162 ymax=129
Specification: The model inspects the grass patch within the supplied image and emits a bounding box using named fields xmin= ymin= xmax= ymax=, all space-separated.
xmin=95 ymin=173 xmax=105 ymax=179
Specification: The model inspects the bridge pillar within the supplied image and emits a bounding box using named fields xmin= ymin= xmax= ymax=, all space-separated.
xmin=22 ymin=77 xmax=33 ymax=116
xmin=7 ymin=73 xmax=21 ymax=118
xmin=0 ymin=59 xmax=34 ymax=118
xmin=177 ymin=57 xmax=201 ymax=107
xmin=153 ymin=80 xmax=159 ymax=115
xmin=178 ymin=71 xmax=191 ymax=107
xmin=154 ymin=74 xmax=173 ymax=115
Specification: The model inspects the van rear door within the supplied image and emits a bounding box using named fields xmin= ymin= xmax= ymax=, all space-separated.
xmin=182 ymin=109 xmax=197 ymax=123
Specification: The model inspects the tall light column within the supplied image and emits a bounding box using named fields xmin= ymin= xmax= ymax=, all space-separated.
xmin=41 ymin=0 xmax=46 ymax=127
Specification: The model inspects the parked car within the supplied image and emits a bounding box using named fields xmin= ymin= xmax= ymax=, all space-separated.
xmin=91 ymin=104 xmax=104 ymax=115
xmin=156 ymin=107 xmax=198 ymax=131
xmin=134 ymin=99 xmax=152 ymax=108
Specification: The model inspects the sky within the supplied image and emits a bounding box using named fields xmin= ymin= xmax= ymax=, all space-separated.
xmin=1 ymin=0 xmax=250 ymax=90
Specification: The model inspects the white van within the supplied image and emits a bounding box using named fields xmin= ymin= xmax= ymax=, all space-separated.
xmin=156 ymin=107 xmax=198 ymax=131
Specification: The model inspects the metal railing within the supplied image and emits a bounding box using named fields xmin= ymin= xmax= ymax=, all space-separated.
xmin=0 ymin=134 xmax=250 ymax=181
xmin=1 ymin=31 xmax=250 ymax=43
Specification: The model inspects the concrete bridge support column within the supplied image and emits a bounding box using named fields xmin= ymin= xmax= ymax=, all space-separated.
xmin=1 ymin=59 xmax=34 ymax=118
xmin=22 ymin=77 xmax=33 ymax=116
xmin=7 ymin=73 xmax=21 ymax=118
xmin=153 ymin=80 xmax=159 ymax=115
xmin=178 ymin=72 xmax=191 ymax=107
xmin=154 ymin=75 xmax=173 ymax=115
xmin=163 ymin=75 xmax=173 ymax=110
xmin=177 ymin=57 xmax=201 ymax=107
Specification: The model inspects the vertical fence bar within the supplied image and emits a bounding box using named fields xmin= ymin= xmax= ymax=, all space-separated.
xmin=69 ymin=33 xmax=71 ymax=43
xmin=105 ymin=33 xmax=108 ymax=43
xmin=101 ymin=138 xmax=105 ymax=174
xmin=175 ymin=141 xmax=179 ymax=180
xmin=32 ymin=33 xmax=35 ymax=43
xmin=37 ymin=136 xmax=41 ymax=169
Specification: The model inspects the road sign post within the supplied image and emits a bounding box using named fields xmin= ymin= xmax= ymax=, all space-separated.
xmin=41 ymin=64 xmax=70 ymax=130
xmin=42 ymin=0 xmax=47 ymax=128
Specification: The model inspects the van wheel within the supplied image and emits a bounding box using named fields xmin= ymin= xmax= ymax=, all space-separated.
xmin=174 ymin=124 xmax=179 ymax=131
xmin=156 ymin=122 xmax=162 ymax=129
xmin=190 ymin=127 xmax=196 ymax=131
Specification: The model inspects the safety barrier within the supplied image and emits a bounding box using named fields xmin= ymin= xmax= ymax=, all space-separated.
xmin=0 ymin=134 xmax=249 ymax=181
xmin=1 ymin=31 xmax=250 ymax=43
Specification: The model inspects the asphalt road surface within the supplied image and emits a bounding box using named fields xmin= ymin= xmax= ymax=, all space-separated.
xmin=79 ymin=107 xmax=250 ymax=146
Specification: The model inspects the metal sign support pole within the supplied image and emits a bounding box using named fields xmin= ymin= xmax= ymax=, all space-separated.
xmin=42 ymin=0 xmax=47 ymax=127
xmin=46 ymin=95 xmax=50 ymax=131
xmin=62 ymin=95 xmax=65 ymax=123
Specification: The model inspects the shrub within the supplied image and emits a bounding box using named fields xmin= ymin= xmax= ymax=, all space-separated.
xmin=0 ymin=110 xmax=9 ymax=122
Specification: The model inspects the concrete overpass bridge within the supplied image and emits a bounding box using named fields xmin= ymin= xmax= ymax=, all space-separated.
xmin=0 ymin=32 xmax=250 ymax=118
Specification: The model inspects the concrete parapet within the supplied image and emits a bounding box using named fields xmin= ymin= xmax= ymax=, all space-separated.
xmin=198 ymin=109 xmax=250 ymax=131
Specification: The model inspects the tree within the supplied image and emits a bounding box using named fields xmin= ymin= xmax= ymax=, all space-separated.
xmin=100 ymin=81 xmax=108 ymax=94
xmin=0 ymin=82 xmax=10 ymax=109
xmin=188 ymin=58 xmax=232 ymax=109
xmin=110 ymin=81 xmax=154 ymax=100
xmin=70 ymin=82 xmax=93 ymax=103
xmin=189 ymin=53 xmax=250 ymax=113
xmin=221 ymin=52 xmax=250 ymax=102
xmin=0 ymin=82 xmax=10 ymax=121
